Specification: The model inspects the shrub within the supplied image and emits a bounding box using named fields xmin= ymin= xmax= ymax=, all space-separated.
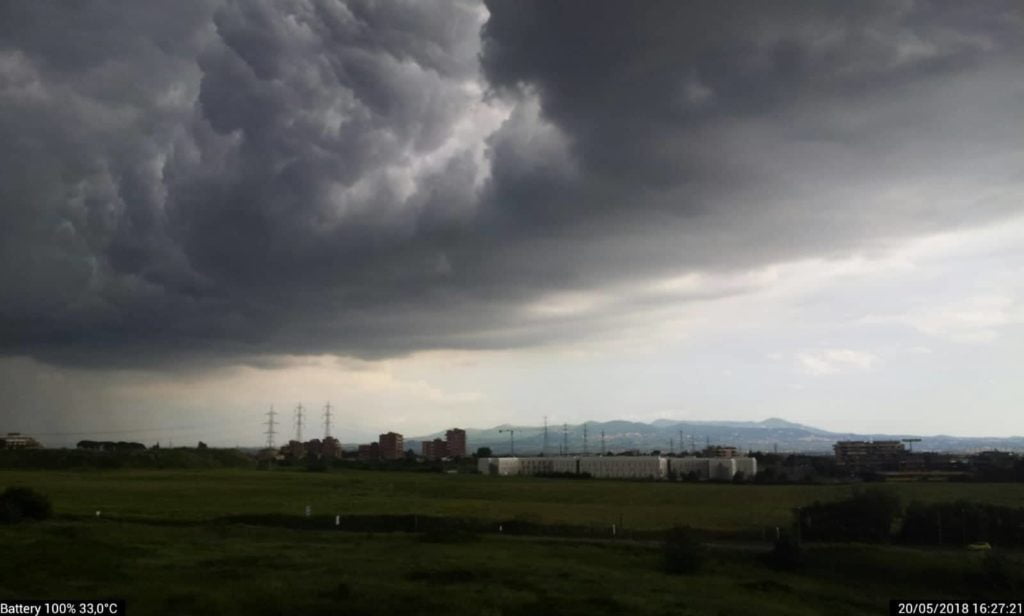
xmin=662 ymin=525 xmax=706 ymax=574
xmin=418 ymin=528 xmax=479 ymax=544
xmin=305 ymin=459 xmax=329 ymax=472
xmin=965 ymin=550 xmax=1022 ymax=593
xmin=900 ymin=500 xmax=1024 ymax=547
xmin=981 ymin=551 xmax=1014 ymax=590
xmin=329 ymin=582 xmax=351 ymax=600
xmin=0 ymin=487 xmax=53 ymax=523
xmin=797 ymin=488 xmax=900 ymax=543
xmin=764 ymin=530 xmax=803 ymax=570
xmin=404 ymin=567 xmax=483 ymax=584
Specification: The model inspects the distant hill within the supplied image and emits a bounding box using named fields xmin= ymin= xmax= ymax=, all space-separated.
xmin=407 ymin=418 xmax=1024 ymax=456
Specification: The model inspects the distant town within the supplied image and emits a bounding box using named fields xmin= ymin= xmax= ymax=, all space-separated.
xmin=3 ymin=423 xmax=1022 ymax=483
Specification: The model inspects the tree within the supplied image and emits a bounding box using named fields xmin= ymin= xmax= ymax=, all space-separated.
xmin=798 ymin=488 xmax=901 ymax=543
xmin=764 ymin=530 xmax=803 ymax=570
xmin=475 ymin=447 xmax=492 ymax=458
xmin=662 ymin=526 xmax=706 ymax=574
xmin=0 ymin=487 xmax=52 ymax=523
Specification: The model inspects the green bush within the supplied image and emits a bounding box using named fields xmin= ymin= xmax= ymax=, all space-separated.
xmin=764 ymin=530 xmax=803 ymax=570
xmin=964 ymin=550 xmax=1023 ymax=593
xmin=418 ymin=528 xmax=479 ymax=544
xmin=981 ymin=551 xmax=1014 ymax=590
xmin=0 ymin=487 xmax=53 ymax=523
xmin=797 ymin=488 xmax=900 ymax=543
xmin=900 ymin=500 xmax=1024 ymax=547
xmin=662 ymin=525 xmax=705 ymax=574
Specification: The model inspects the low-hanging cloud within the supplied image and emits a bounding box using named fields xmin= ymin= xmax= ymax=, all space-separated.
xmin=1 ymin=0 xmax=1022 ymax=369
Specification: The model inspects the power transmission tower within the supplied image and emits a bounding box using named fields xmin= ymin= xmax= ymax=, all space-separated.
xmin=601 ymin=430 xmax=606 ymax=455
xmin=670 ymin=438 xmax=675 ymax=455
xmin=295 ymin=403 xmax=304 ymax=442
xmin=563 ymin=423 xmax=568 ymax=456
xmin=543 ymin=416 xmax=548 ymax=457
xmin=264 ymin=406 xmax=278 ymax=449
xmin=323 ymin=402 xmax=332 ymax=438
xmin=583 ymin=423 xmax=589 ymax=455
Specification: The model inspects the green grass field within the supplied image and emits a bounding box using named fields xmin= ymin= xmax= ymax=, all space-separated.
xmin=3 ymin=467 xmax=1023 ymax=531
xmin=2 ymin=519 xmax=1013 ymax=616
xmin=2 ymin=468 xmax=1022 ymax=615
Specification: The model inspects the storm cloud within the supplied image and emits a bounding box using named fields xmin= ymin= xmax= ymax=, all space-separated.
xmin=1 ymin=0 xmax=1022 ymax=368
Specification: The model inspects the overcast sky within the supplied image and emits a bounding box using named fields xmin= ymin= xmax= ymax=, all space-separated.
xmin=1 ymin=0 xmax=1022 ymax=446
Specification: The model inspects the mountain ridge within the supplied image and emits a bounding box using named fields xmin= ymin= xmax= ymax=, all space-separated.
xmin=404 ymin=418 xmax=1024 ymax=455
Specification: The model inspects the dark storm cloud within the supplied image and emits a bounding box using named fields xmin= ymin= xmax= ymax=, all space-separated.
xmin=0 ymin=0 xmax=1022 ymax=367
xmin=479 ymin=0 xmax=1023 ymax=245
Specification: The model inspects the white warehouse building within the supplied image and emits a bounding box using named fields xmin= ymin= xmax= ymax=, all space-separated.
xmin=479 ymin=455 xmax=755 ymax=481
xmin=579 ymin=456 xmax=666 ymax=479
xmin=667 ymin=457 xmax=758 ymax=481
xmin=477 ymin=457 xmax=522 ymax=476
xmin=734 ymin=456 xmax=758 ymax=479
xmin=669 ymin=457 xmax=709 ymax=480
xmin=709 ymin=457 xmax=736 ymax=481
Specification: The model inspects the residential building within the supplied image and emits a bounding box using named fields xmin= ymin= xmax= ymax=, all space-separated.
xmin=320 ymin=436 xmax=342 ymax=459
xmin=357 ymin=442 xmax=380 ymax=461
xmin=422 ymin=438 xmax=448 ymax=460
xmin=1 ymin=432 xmax=41 ymax=449
xmin=379 ymin=432 xmax=404 ymax=460
xmin=704 ymin=445 xmax=738 ymax=458
xmin=833 ymin=440 xmax=906 ymax=469
xmin=445 ymin=428 xmax=467 ymax=458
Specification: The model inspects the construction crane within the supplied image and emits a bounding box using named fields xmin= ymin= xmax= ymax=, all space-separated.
xmin=901 ymin=438 xmax=922 ymax=452
xmin=499 ymin=429 xmax=515 ymax=456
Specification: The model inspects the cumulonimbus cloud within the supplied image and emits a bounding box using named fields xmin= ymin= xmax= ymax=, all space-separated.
xmin=1 ymin=0 xmax=1022 ymax=368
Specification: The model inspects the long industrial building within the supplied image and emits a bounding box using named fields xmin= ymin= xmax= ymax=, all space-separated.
xmin=478 ymin=455 xmax=756 ymax=481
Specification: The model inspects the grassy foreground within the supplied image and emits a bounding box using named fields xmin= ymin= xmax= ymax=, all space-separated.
xmin=2 ymin=518 xmax=1018 ymax=616
xmin=1 ymin=468 xmax=1022 ymax=615
xmin=2 ymin=467 xmax=1023 ymax=531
